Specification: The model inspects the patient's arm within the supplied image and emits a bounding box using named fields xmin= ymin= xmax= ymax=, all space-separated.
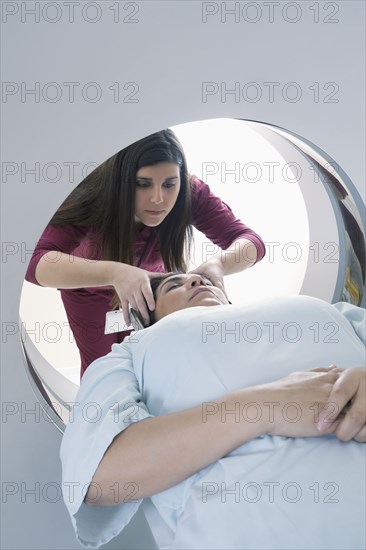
xmin=85 ymin=368 xmax=340 ymax=506
xmin=316 ymin=367 xmax=366 ymax=442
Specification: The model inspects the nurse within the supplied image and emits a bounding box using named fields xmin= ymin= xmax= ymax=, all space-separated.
xmin=25 ymin=129 xmax=265 ymax=377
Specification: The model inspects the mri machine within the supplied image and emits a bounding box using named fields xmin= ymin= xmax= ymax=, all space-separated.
xmin=2 ymin=3 xmax=365 ymax=549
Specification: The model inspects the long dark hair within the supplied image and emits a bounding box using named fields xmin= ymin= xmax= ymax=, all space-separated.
xmin=50 ymin=129 xmax=194 ymax=304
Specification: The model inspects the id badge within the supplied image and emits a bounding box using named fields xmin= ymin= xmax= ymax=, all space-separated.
xmin=104 ymin=309 xmax=133 ymax=335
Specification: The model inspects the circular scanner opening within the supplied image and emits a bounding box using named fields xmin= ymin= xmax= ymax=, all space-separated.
xmin=19 ymin=118 xmax=366 ymax=430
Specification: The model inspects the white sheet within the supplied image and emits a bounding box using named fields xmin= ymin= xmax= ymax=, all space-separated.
xmin=60 ymin=295 xmax=366 ymax=549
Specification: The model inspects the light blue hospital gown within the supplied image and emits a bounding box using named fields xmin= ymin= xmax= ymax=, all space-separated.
xmin=60 ymin=296 xmax=366 ymax=549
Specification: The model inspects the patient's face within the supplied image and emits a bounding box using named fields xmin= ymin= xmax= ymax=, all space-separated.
xmin=154 ymin=273 xmax=229 ymax=321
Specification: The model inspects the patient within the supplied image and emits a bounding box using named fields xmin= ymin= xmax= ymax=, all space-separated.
xmin=60 ymin=274 xmax=366 ymax=550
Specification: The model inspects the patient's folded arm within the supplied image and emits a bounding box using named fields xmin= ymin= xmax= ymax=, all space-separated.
xmin=84 ymin=368 xmax=343 ymax=506
xmin=84 ymin=385 xmax=271 ymax=506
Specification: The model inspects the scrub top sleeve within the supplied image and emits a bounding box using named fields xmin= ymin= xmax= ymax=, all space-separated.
xmin=60 ymin=341 xmax=154 ymax=549
xmin=190 ymin=176 xmax=265 ymax=263
xmin=25 ymin=224 xmax=90 ymax=285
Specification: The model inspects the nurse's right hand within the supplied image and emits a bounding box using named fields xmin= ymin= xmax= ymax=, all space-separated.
xmin=109 ymin=263 xmax=157 ymax=327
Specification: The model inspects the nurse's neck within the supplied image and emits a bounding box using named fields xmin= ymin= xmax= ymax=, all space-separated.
xmin=134 ymin=217 xmax=155 ymax=233
xmin=134 ymin=217 xmax=145 ymax=231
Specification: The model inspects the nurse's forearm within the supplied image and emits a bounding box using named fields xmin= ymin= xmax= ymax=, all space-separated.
xmin=35 ymin=252 xmax=120 ymax=288
xmin=85 ymin=385 xmax=271 ymax=506
xmin=215 ymin=238 xmax=258 ymax=275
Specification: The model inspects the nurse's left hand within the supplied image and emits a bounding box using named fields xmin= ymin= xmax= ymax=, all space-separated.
xmin=189 ymin=258 xmax=228 ymax=301
xmin=315 ymin=367 xmax=366 ymax=442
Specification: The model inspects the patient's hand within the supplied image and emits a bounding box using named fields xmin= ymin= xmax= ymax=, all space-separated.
xmin=266 ymin=366 xmax=343 ymax=439
xmin=315 ymin=367 xmax=366 ymax=443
